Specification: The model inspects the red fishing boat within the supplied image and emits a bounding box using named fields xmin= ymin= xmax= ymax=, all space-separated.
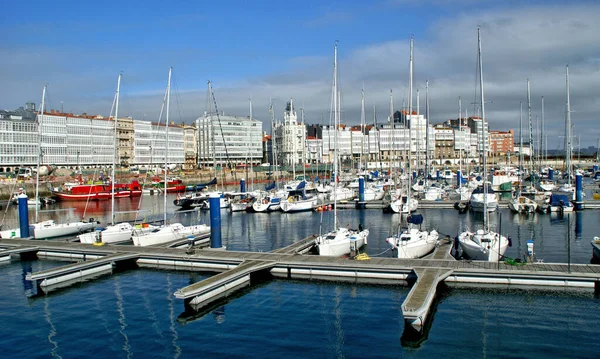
xmin=52 ymin=180 xmax=143 ymax=201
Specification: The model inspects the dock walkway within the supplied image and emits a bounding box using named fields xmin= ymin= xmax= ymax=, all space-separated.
xmin=2 ymin=237 xmax=600 ymax=333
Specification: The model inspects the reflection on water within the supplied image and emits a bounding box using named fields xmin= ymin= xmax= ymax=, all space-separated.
xmin=114 ymin=277 xmax=132 ymax=359
xmin=44 ymin=297 xmax=62 ymax=359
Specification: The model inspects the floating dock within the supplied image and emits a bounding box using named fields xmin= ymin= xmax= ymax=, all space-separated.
xmin=2 ymin=236 xmax=600 ymax=338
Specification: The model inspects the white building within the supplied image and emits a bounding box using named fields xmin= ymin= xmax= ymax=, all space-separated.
xmin=274 ymin=99 xmax=306 ymax=167
xmin=132 ymin=120 xmax=184 ymax=168
xmin=0 ymin=117 xmax=38 ymax=172
xmin=38 ymin=113 xmax=114 ymax=168
xmin=196 ymin=113 xmax=262 ymax=168
xmin=306 ymin=137 xmax=322 ymax=164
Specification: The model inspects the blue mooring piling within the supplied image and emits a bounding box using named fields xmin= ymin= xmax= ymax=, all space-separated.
xmin=575 ymin=173 xmax=583 ymax=210
xmin=358 ymin=176 xmax=365 ymax=203
xmin=209 ymin=193 xmax=222 ymax=248
xmin=457 ymin=170 xmax=462 ymax=187
xmin=548 ymin=168 xmax=554 ymax=181
xmin=594 ymin=164 xmax=599 ymax=173
xmin=17 ymin=194 xmax=30 ymax=238
xmin=240 ymin=178 xmax=246 ymax=199
xmin=436 ymin=170 xmax=440 ymax=180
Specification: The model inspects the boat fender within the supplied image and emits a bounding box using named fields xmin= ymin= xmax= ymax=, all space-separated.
xmin=288 ymin=196 xmax=294 ymax=203
xmin=507 ymin=236 xmax=512 ymax=247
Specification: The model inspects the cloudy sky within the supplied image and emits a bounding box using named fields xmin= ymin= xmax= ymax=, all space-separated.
xmin=2 ymin=0 xmax=599 ymax=147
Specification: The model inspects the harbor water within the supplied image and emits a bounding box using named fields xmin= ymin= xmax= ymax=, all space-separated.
xmin=1 ymin=194 xmax=600 ymax=357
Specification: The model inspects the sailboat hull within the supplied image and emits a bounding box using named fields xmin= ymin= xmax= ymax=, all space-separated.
xmin=280 ymin=198 xmax=317 ymax=213
xmin=132 ymin=223 xmax=210 ymax=247
xmin=386 ymin=229 xmax=439 ymax=259
xmin=458 ymin=230 xmax=509 ymax=262
xmin=78 ymin=222 xmax=135 ymax=245
xmin=316 ymin=228 xmax=369 ymax=257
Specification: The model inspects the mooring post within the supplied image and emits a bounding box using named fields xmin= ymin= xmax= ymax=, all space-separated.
xmin=18 ymin=193 xmax=30 ymax=238
xmin=436 ymin=170 xmax=440 ymax=181
xmin=498 ymin=212 xmax=502 ymax=270
xmin=548 ymin=168 xmax=554 ymax=181
xmin=412 ymin=171 xmax=417 ymax=180
xmin=187 ymin=235 xmax=195 ymax=252
xmin=567 ymin=213 xmax=571 ymax=273
xmin=209 ymin=193 xmax=222 ymax=249
xmin=456 ymin=170 xmax=461 ymax=187
xmin=358 ymin=176 xmax=365 ymax=204
xmin=574 ymin=173 xmax=583 ymax=210
xmin=240 ymin=178 xmax=246 ymax=199
xmin=594 ymin=164 xmax=599 ymax=173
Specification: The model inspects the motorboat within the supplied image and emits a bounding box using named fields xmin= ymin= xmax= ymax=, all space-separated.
xmin=508 ymin=196 xmax=538 ymax=213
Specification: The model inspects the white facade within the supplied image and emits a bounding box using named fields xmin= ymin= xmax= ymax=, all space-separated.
xmin=0 ymin=119 xmax=38 ymax=168
xmin=306 ymin=138 xmax=322 ymax=163
xmin=274 ymin=100 xmax=306 ymax=166
xmin=39 ymin=114 xmax=113 ymax=167
xmin=196 ymin=114 xmax=262 ymax=167
xmin=453 ymin=128 xmax=470 ymax=151
xmin=132 ymin=120 xmax=184 ymax=167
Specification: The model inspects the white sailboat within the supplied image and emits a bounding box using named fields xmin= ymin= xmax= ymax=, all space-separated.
xmin=1 ymin=85 xmax=97 ymax=240
xmin=316 ymin=42 xmax=369 ymax=257
xmin=510 ymin=95 xmax=537 ymax=213
xmin=458 ymin=27 xmax=510 ymax=262
xmin=132 ymin=68 xmax=209 ymax=247
xmin=386 ymin=213 xmax=439 ymax=259
xmin=385 ymin=36 xmax=418 ymax=214
xmin=558 ymin=65 xmax=575 ymax=200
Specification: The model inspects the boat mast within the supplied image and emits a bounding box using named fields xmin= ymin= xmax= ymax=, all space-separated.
xmin=541 ymin=96 xmax=545 ymax=167
xmin=111 ymin=74 xmax=121 ymax=226
xmin=565 ymin=65 xmax=572 ymax=186
xmin=301 ymin=106 xmax=306 ymax=180
xmin=458 ymin=96 xmax=462 ymax=190
xmin=164 ymin=67 xmax=172 ymax=225
xmin=249 ymin=97 xmax=253 ymax=182
xmin=360 ymin=86 xmax=365 ymax=172
xmin=519 ymin=101 xmax=523 ymax=193
xmin=416 ymin=88 xmax=420 ymax=171
xmin=269 ymin=100 xmax=278 ymax=186
xmin=208 ymin=81 xmax=217 ymax=182
xmin=477 ymin=26 xmax=489 ymax=229
xmin=527 ymin=79 xmax=534 ymax=186
xmin=425 ymin=80 xmax=430 ymax=184
xmin=333 ymin=41 xmax=339 ymax=230
xmin=374 ymin=105 xmax=381 ymax=172
xmin=407 ymin=34 xmax=414 ymax=203
xmin=35 ymin=85 xmax=47 ymax=223
xmin=389 ymin=89 xmax=394 ymax=179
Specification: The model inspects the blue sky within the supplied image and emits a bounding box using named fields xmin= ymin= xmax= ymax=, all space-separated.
xmin=2 ymin=0 xmax=599 ymax=147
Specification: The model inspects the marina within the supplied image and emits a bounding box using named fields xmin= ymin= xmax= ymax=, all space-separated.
xmin=3 ymin=3 xmax=600 ymax=355
xmin=1 ymin=186 xmax=600 ymax=343
xmin=1 ymin=191 xmax=600 ymax=355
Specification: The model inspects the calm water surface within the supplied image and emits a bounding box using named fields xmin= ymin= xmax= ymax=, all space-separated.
xmin=1 ymin=193 xmax=600 ymax=357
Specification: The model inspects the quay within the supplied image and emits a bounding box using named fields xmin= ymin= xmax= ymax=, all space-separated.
xmin=2 ymin=235 xmax=600 ymax=338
